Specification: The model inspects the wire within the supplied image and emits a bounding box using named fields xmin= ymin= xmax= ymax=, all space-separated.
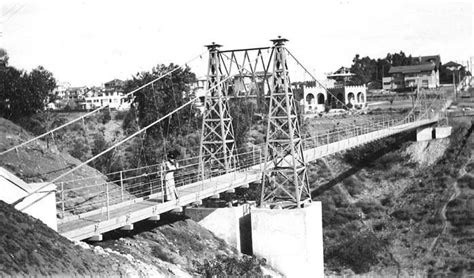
xmin=0 ymin=51 xmax=206 ymax=157
xmin=286 ymin=49 xmax=374 ymax=126
xmin=13 ymin=74 xmax=234 ymax=210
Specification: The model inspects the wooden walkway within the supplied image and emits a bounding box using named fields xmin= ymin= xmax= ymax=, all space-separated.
xmin=59 ymin=117 xmax=438 ymax=241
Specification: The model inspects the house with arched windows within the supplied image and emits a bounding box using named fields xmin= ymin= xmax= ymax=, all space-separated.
xmin=298 ymin=67 xmax=367 ymax=115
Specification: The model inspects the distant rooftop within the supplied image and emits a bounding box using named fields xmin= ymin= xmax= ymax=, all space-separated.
xmin=389 ymin=64 xmax=435 ymax=74
xmin=418 ymin=55 xmax=441 ymax=65
xmin=444 ymin=61 xmax=463 ymax=69
xmin=327 ymin=66 xmax=354 ymax=78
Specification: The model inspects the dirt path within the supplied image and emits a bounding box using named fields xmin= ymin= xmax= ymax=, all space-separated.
xmin=428 ymin=166 xmax=466 ymax=253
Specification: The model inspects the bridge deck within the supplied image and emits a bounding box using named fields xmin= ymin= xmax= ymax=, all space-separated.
xmin=59 ymin=169 xmax=261 ymax=241
xmin=59 ymin=117 xmax=438 ymax=241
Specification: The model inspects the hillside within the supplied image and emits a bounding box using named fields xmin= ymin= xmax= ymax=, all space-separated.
xmin=314 ymin=117 xmax=474 ymax=276
xmin=0 ymin=117 xmax=131 ymax=215
xmin=0 ymin=116 xmax=270 ymax=277
xmin=0 ymin=199 xmax=268 ymax=277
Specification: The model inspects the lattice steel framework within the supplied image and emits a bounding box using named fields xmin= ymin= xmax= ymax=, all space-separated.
xmin=199 ymin=43 xmax=237 ymax=177
xmin=260 ymin=37 xmax=311 ymax=208
xmin=218 ymin=47 xmax=273 ymax=99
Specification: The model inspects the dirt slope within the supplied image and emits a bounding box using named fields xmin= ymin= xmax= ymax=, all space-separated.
xmin=313 ymin=117 xmax=474 ymax=276
xmin=0 ymin=199 xmax=268 ymax=277
xmin=0 ymin=117 xmax=130 ymax=215
xmin=0 ymin=200 xmax=164 ymax=276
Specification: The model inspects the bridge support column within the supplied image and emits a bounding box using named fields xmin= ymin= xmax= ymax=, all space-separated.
xmin=416 ymin=127 xmax=434 ymax=141
xmin=120 ymin=224 xmax=134 ymax=231
xmin=251 ymin=202 xmax=324 ymax=277
xmin=435 ymin=126 xmax=452 ymax=139
xmin=185 ymin=203 xmax=253 ymax=254
xmin=87 ymin=234 xmax=103 ymax=242
xmin=148 ymin=215 xmax=160 ymax=221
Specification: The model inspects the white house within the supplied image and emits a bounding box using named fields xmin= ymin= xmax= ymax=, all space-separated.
xmin=79 ymin=91 xmax=131 ymax=111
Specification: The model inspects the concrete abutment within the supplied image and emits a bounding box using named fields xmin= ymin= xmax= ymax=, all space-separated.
xmin=251 ymin=202 xmax=324 ymax=277
xmin=186 ymin=202 xmax=324 ymax=276
xmin=416 ymin=126 xmax=452 ymax=141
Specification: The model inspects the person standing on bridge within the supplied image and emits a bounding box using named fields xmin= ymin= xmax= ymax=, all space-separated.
xmin=163 ymin=150 xmax=180 ymax=201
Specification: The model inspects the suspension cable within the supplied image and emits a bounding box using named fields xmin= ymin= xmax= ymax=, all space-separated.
xmin=13 ymin=74 xmax=233 ymax=209
xmin=286 ymin=49 xmax=375 ymax=125
xmin=0 ymin=51 xmax=206 ymax=157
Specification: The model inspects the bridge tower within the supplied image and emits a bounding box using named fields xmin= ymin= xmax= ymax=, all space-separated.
xmin=260 ymin=37 xmax=311 ymax=208
xmin=199 ymin=43 xmax=237 ymax=178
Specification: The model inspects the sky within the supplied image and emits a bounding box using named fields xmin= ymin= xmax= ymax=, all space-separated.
xmin=1 ymin=0 xmax=473 ymax=86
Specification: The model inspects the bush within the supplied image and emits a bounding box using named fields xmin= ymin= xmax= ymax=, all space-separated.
xmin=69 ymin=139 xmax=89 ymax=161
xmin=97 ymin=109 xmax=111 ymax=124
xmin=194 ymin=255 xmax=265 ymax=278
xmin=343 ymin=177 xmax=363 ymax=197
xmin=355 ymin=200 xmax=384 ymax=218
xmin=114 ymin=110 xmax=127 ymax=121
xmin=151 ymin=245 xmax=179 ymax=264
xmin=325 ymin=232 xmax=387 ymax=274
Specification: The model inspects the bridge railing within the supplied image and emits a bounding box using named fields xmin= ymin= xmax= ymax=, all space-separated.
xmin=56 ymin=96 xmax=445 ymax=222
xmin=56 ymin=146 xmax=264 ymax=221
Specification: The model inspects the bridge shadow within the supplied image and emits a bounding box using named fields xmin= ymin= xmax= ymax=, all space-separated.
xmin=311 ymin=131 xmax=413 ymax=198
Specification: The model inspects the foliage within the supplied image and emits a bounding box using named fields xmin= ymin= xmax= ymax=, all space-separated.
xmin=0 ymin=63 xmax=56 ymax=119
xmin=89 ymin=133 xmax=113 ymax=173
xmin=69 ymin=139 xmax=90 ymax=161
xmin=122 ymin=106 xmax=139 ymax=135
xmin=325 ymin=232 xmax=387 ymax=274
xmin=0 ymin=48 xmax=9 ymax=66
xmin=97 ymin=109 xmax=111 ymax=124
xmin=229 ymin=98 xmax=257 ymax=147
xmin=125 ymin=64 xmax=198 ymax=140
xmin=439 ymin=64 xmax=470 ymax=84
xmin=114 ymin=110 xmax=128 ymax=121
xmin=194 ymin=255 xmax=265 ymax=278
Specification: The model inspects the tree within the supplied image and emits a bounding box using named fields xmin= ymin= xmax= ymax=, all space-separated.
xmin=229 ymin=98 xmax=256 ymax=147
xmin=0 ymin=48 xmax=8 ymax=68
xmin=0 ymin=62 xmax=56 ymax=119
xmin=349 ymin=51 xmax=416 ymax=88
xmin=120 ymin=64 xmax=200 ymax=167
xmin=125 ymin=64 xmax=198 ymax=140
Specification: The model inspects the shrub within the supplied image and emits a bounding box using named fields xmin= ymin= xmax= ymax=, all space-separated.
xmin=151 ymin=245 xmax=179 ymax=264
xmin=325 ymin=232 xmax=387 ymax=274
xmin=69 ymin=139 xmax=89 ymax=161
xmin=97 ymin=109 xmax=111 ymax=124
xmin=343 ymin=177 xmax=363 ymax=197
xmin=114 ymin=110 xmax=127 ymax=121
xmin=355 ymin=200 xmax=384 ymax=218
xmin=194 ymin=255 xmax=264 ymax=278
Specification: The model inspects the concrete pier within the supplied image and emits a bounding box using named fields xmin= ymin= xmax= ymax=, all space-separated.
xmin=435 ymin=126 xmax=452 ymax=139
xmin=251 ymin=202 xmax=324 ymax=277
xmin=185 ymin=204 xmax=253 ymax=253
xmin=416 ymin=127 xmax=434 ymax=141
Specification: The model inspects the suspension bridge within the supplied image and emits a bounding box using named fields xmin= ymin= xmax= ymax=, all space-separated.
xmin=1 ymin=38 xmax=450 ymax=242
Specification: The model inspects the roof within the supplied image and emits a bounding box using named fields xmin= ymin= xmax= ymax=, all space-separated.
xmin=444 ymin=61 xmax=463 ymax=69
xmin=388 ymin=63 xmax=435 ymax=74
xmin=328 ymin=66 xmax=354 ymax=77
xmin=418 ymin=55 xmax=441 ymax=65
